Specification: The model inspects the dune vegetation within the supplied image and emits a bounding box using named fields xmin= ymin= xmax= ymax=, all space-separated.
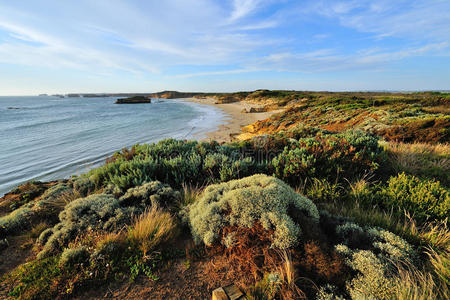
xmin=0 ymin=91 xmax=448 ymax=299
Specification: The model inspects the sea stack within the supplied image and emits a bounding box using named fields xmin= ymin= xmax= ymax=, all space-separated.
xmin=115 ymin=96 xmax=151 ymax=104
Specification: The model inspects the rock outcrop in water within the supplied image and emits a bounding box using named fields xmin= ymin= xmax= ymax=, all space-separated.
xmin=115 ymin=96 xmax=151 ymax=104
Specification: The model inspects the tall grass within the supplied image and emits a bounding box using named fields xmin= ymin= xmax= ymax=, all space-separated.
xmin=127 ymin=206 xmax=178 ymax=256
xmin=177 ymin=183 xmax=203 ymax=210
xmin=278 ymin=250 xmax=306 ymax=299
xmin=381 ymin=141 xmax=450 ymax=185
xmin=426 ymin=248 xmax=450 ymax=288
xmin=394 ymin=259 xmax=448 ymax=300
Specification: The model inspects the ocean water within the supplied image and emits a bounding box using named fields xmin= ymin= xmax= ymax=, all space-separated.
xmin=0 ymin=96 xmax=226 ymax=196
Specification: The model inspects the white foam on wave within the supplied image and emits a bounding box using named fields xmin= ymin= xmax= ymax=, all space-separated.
xmin=177 ymin=99 xmax=228 ymax=140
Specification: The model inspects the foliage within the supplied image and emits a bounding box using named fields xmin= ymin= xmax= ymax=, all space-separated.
xmin=59 ymin=246 xmax=90 ymax=268
xmin=184 ymin=174 xmax=319 ymax=249
xmin=0 ymin=207 xmax=33 ymax=237
xmin=37 ymin=181 xmax=178 ymax=258
xmin=127 ymin=253 xmax=161 ymax=281
xmin=272 ymin=130 xmax=384 ymax=185
xmin=83 ymin=129 xmax=385 ymax=195
xmin=376 ymin=173 xmax=449 ymax=223
xmin=336 ymin=246 xmax=399 ymax=300
xmin=333 ymin=222 xmax=418 ymax=300
xmin=8 ymin=256 xmax=61 ymax=299
xmin=119 ymin=180 xmax=180 ymax=208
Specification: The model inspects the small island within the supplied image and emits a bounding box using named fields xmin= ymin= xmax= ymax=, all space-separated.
xmin=115 ymin=96 xmax=151 ymax=104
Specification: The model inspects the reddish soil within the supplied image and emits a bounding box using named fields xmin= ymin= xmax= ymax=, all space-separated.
xmin=74 ymin=257 xmax=239 ymax=300
xmin=0 ymin=236 xmax=35 ymax=277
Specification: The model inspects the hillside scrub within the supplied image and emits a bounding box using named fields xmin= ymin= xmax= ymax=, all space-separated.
xmin=236 ymin=91 xmax=449 ymax=144
xmin=84 ymin=128 xmax=385 ymax=194
xmin=0 ymin=98 xmax=448 ymax=299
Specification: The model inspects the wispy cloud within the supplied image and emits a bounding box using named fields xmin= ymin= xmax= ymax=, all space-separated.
xmin=251 ymin=42 xmax=449 ymax=73
xmin=307 ymin=0 xmax=450 ymax=43
xmin=229 ymin=0 xmax=262 ymax=22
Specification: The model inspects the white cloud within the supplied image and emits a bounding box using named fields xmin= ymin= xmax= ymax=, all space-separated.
xmin=229 ymin=0 xmax=262 ymax=22
xmin=308 ymin=0 xmax=450 ymax=42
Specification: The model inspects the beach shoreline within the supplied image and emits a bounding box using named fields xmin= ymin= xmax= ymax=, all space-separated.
xmin=188 ymin=97 xmax=280 ymax=143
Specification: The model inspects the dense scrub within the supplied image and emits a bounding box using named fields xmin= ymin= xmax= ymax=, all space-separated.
xmin=84 ymin=127 xmax=385 ymax=193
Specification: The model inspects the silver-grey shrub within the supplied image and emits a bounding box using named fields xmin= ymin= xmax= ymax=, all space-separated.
xmin=0 ymin=183 xmax=71 ymax=237
xmin=184 ymin=174 xmax=319 ymax=249
xmin=118 ymin=180 xmax=180 ymax=208
xmin=59 ymin=246 xmax=89 ymax=268
xmin=335 ymin=222 xmax=417 ymax=300
xmin=37 ymin=181 xmax=178 ymax=258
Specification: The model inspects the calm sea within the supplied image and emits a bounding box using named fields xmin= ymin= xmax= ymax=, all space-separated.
xmin=0 ymin=96 xmax=225 ymax=196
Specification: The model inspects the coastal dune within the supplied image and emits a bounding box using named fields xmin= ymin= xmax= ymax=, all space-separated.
xmin=189 ymin=97 xmax=280 ymax=142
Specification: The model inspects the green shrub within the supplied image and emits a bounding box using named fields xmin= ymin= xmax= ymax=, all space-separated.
xmin=82 ymin=130 xmax=384 ymax=196
xmin=377 ymin=173 xmax=449 ymax=223
xmin=0 ymin=183 xmax=73 ymax=238
xmin=184 ymin=174 xmax=319 ymax=249
xmin=37 ymin=181 xmax=178 ymax=258
xmin=335 ymin=222 xmax=417 ymax=300
xmin=59 ymin=246 xmax=89 ymax=268
xmin=272 ymin=130 xmax=384 ymax=185
xmin=0 ymin=206 xmax=33 ymax=236
xmin=119 ymin=180 xmax=180 ymax=208
xmin=71 ymin=177 xmax=95 ymax=196
xmin=306 ymin=178 xmax=343 ymax=204
xmin=336 ymin=222 xmax=416 ymax=261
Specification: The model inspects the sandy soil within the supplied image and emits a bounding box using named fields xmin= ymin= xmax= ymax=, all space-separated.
xmin=189 ymin=97 xmax=280 ymax=143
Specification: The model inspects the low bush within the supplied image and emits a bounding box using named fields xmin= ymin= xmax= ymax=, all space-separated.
xmin=184 ymin=174 xmax=319 ymax=249
xmin=331 ymin=221 xmax=418 ymax=299
xmin=272 ymin=130 xmax=384 ymax=185
xmin=0 ymin=207 xmax=33 ymax=237
xmin=376 ymin=173 xmax=449 ymax=223
xmin=118 ymin=180 xmax=180 ymax=208
xmin=37 ymin=181 xmax=178 ymax=258
xmin=59 ymin=246 xmax=89 ymax=268
xmin=83 ymin=129 xmax=385 ymax=194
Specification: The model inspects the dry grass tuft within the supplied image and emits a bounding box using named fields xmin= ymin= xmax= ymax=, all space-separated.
xmin=177 ymin=183 xmax=203 ymax=210
xmin=426 ymin=248 xmax=450 ymax=289
xmin=394 ymin=259 xmax=448 ymax=300
xmin=28 ymin=222 xmax=49 ymax=239
xmin=127 ymin=206 xmax=178 ymax=256
xmin=278 ymin=250 xmax=306 ymax=299
xmin=95 ymin=231 xmax=127 ymax=250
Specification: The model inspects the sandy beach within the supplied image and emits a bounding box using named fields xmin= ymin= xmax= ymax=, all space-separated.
xmin=189 ymin=97 xmax=280 ymax=143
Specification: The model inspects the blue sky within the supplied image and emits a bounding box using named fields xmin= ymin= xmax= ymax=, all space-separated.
xmin=0 ymin=0 xmax=449 ymax=95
